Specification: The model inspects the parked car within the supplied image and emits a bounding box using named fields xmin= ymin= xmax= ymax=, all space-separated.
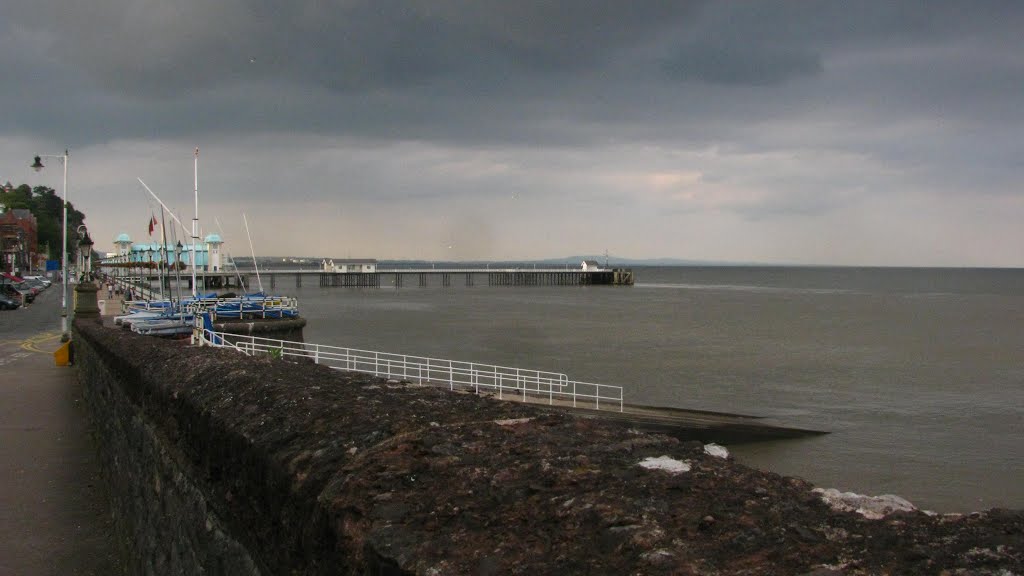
xmin=1 ymin=283 xmax=34 ymax=304
xmin=23 ymin=275 xmax=52 ymax=288
xmin=0 ymin=293 xmax=19 ymax=310
xmin=17 ymin=282 xmax=40 ymax=297
xmin=24 ymin=278 xmax=48 ymax=292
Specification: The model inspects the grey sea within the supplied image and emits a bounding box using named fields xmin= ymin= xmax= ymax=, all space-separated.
xmin=253 ymin=265 xmax=1023 ymax=513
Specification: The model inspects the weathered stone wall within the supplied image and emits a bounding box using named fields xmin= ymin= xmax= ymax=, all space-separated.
xmin=72 ymin=320 xmax=1023 ymax=575
xmin=75 ymin=322 xmax=261 ymax=575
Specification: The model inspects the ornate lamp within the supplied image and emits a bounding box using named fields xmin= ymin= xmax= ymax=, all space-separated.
xmin=72 ymin=227 xmax=101 ymax=322
xmin=78 ymin=229 xmax=94 ymax=281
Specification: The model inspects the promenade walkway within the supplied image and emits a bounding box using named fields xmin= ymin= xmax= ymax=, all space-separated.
xmin=0 ymin=283 xmax=124 ymax=575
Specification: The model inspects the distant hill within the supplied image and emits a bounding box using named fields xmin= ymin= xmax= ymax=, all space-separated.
xmin=533 ymin=256 xmax=738 ymax=267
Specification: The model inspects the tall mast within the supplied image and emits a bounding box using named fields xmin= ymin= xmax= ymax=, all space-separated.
xmin=243 ymin=213 xmax=264 ymax=293
xmin=191 ymin=147 xmax=199 ymax=298
xmin=157 ymin=205 xmax=167 ymax=301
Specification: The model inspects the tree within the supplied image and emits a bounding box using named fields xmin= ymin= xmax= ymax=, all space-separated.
xmin=1 ymin=183 xmax=32 ymax=210
xmin=0 ymin=181 xmax=89 ymax=261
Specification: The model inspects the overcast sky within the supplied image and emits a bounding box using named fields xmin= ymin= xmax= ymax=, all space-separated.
xmin=2 ymin=1 xmax=1022 ymax=265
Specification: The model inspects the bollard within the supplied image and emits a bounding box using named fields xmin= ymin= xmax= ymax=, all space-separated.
xmin=54 ymin=341 xmax=71 ymax=366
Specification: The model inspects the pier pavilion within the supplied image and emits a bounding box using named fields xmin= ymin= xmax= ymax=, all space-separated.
xmin=107 ymin=232 xmax=228 ymax=272
xmin=101 ymin=232 xmax=245 ymax=289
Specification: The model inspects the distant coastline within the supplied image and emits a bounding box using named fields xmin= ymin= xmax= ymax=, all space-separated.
xmin=231 ymin=256 xmax=1023 ymax=270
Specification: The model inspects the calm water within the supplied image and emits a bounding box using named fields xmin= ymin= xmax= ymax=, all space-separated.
xmin=260 ymin=266 xmax=1023 ymax=513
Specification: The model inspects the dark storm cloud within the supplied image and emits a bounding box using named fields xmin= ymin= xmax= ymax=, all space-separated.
xmin=5 ymin=1 xmax=702 ymax=96
xmin=3 ymin=0 xmax=1020 ymax=151
xmin=0 ymin=0 xmax=708 ymax=147
xmin=662 ymin=42 xmax=822 ymax=86
xmin=3 ymin=0 xmax=1024 ymax=209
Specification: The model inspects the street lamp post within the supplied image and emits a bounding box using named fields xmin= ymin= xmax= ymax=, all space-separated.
xmin=13 ymin=229 xmax=26 ymax=276
xmin=72 ymin=226 xmax=101 ymax=321
xmin=144 ymin=245 xmax=153 ymax=291
xmin=174 ymin=241 xmax=184 ymax=304
xmin=76 ymin=224 xmax=88 ymax=281
xmin=31 ymin=150 xmax=70 ymax=338
xmin=78 ymin=228 xmax=94 ymax=280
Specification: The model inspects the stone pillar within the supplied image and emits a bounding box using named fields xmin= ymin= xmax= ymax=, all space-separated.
xmin=74 ymin=281 xmax=102 ymax=324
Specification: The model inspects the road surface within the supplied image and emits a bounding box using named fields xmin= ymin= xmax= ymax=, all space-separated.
xmin=0 ymin=282 xmax=124 ymax=574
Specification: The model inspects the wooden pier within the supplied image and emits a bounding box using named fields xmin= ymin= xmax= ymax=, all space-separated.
xmin=313 ymin=268 xmax=635 ymax=289
xmin=113 ymin=268 xmax=634 ymax=291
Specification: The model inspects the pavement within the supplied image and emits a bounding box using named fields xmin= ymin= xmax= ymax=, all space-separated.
xmin=0 ymin=281 xmax=125 ymax=575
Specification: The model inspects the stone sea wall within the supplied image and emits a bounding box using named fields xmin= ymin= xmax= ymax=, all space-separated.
xmin=73 ymin=320 xmax=1022 ymax=575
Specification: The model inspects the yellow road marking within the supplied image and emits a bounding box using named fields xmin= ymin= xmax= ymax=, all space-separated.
xmin=20 ymin=331 xmax=65 ymax=354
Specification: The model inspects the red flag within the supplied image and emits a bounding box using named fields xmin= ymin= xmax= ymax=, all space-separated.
xmin=148 ymin=214 xmax=156 ymax=236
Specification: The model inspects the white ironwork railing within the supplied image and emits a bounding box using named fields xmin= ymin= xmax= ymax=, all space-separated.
xmin=197 ymin=328 xmax=624 ymax=412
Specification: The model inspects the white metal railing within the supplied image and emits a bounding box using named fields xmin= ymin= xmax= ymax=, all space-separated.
xmin=197 ymin=328 xmax=624 ymax=412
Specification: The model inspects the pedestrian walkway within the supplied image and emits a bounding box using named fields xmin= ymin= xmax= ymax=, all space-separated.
xmin=0 ymin=286 xmax=124 ymax=575
xmin=98 ymin=289 xmax=125 ymax=327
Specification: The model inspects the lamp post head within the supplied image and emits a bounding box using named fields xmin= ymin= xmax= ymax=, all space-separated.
xmin=78 ymin=230 xmax=93 ymax=279
xmin=31 ymin=156 xmax=44 ymax=171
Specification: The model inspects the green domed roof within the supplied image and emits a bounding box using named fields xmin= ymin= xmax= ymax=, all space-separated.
xmin=115 ymin=233 xmax=131 ymax=243
xmin=204 ymin=233 xmax=223 ymax=243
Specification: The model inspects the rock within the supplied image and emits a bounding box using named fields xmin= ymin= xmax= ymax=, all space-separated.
xmin=703 ymin=443 xmax=730 ymax=458
xmin=813 ymin=488 xmax=917 ymax=519
xmin=638 ymin=455 xmax=691 ymax=474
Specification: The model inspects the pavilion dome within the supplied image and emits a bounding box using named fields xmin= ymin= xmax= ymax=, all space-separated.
xmin=204 ymin=233 xmax=223 ymax=244
xmin=115 ymin=233 xmax=132 ymax=243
